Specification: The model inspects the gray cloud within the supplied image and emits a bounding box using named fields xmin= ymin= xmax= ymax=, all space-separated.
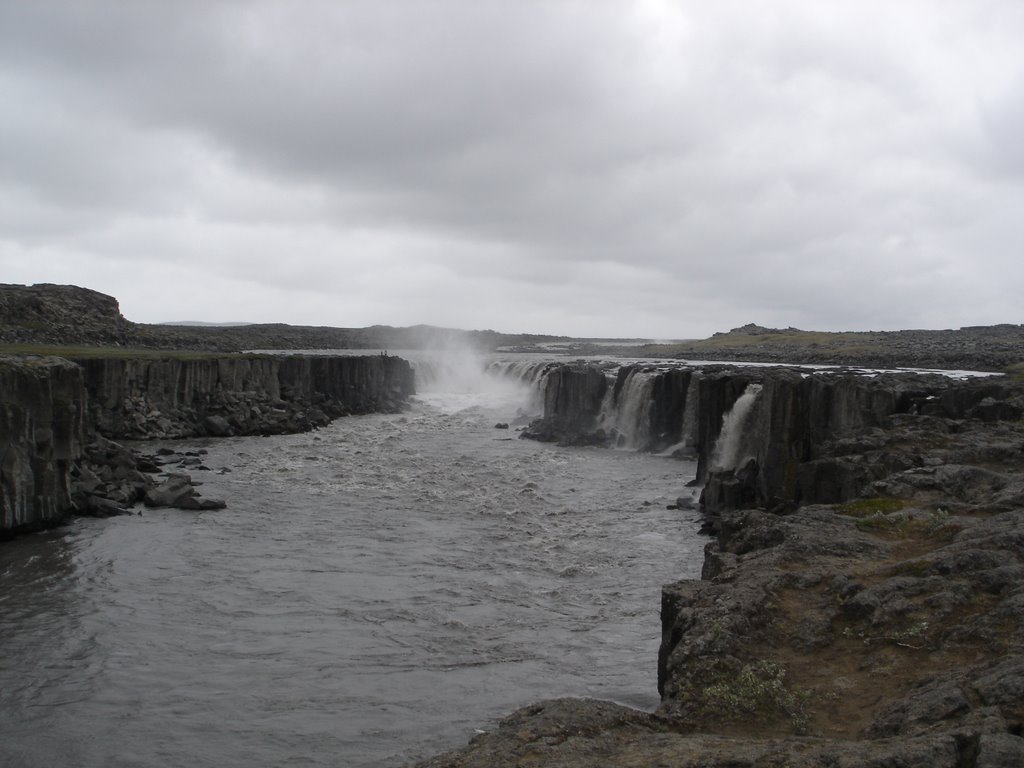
xmin=2 ymin=0 xmax=1022 ymax=336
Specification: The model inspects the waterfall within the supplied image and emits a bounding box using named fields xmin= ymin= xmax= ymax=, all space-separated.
xmin=677 ymin=371 xmax=702 ymax=454
xmin=484 ymin=359 xmax=557 ymax=413
xmin=600 ymin=368 xmax=658 ymax=450
xmin=711 ymin=383 xmax=762 ymax=470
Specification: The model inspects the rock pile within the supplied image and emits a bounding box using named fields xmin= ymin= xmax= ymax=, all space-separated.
xmin=71 ymin=436 xmax=226 ymax=517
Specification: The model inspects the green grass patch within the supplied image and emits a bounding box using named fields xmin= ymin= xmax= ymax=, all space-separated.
xmin=1005 ymin=362 xmax=1024 ymax=381
xmin=853 ymin=508 xmax=961 ymax=541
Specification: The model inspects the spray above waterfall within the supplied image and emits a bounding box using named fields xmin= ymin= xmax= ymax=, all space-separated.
xmin=410 ymin=348 xmax=553 ymax=416
xmin=711 ymin=383 xmax=763 ymax=471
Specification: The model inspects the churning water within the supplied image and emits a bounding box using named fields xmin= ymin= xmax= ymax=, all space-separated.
xmin=0 ymin=359 xmax=706 ymax=767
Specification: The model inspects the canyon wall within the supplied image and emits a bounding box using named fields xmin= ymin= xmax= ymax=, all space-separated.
xmin=0 ymin=355 xmax=86 ymax=537
xmin=521 ymin=362 xmax=756 ymax=457
xmin=73 ymin=354 xmax=415 ymax=439
xmin=523 ymin=362 xmax=1023 ymax=515
xmin=1 ymin=353 xmax=415 ymax=536
xmin=701 ymin=370 xmax=1023 ymax=516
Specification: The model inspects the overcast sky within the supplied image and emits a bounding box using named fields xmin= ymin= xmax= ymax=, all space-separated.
xmin=2 ymin=1 xmax=1022 ymax=338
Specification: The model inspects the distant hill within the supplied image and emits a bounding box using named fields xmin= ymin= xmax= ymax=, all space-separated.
xmin=0 ymin=283 xmax=575 ymax=353
xmin=637 ymin=323 xmax=1024 ymax=372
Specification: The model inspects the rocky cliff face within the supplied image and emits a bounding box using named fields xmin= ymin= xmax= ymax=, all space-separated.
xmin=523 ymin=361 xmax=1023 ymax=517
xmin=519 ymin=364 xmax=609 ymax=445
xmin=0 ymin=283 xmax=133 ymax=347
xmin=701 ymin=370 xmax=1024 ymax=517
xmin=521 ymin=363 xmax=759 ymax=459
xmin=73 ymin=354 xmax=415 ymax=439
xmin=0 ymin=355 xmax=86 ymax=537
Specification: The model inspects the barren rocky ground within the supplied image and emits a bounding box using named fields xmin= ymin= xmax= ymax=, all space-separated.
xmin=645 ymin=323 xmax=1024 ymax=373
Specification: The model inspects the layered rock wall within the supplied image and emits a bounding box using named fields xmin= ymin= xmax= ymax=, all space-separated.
xmin=0 ymin=355 xmax=86 ymax=537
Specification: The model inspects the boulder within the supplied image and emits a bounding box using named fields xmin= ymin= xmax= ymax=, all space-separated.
xmin=203 ymin=415 xmax=233 ymax=437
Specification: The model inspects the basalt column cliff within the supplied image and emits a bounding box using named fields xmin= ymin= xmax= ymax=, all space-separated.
xmin=1 ymin=354 xmax=415 ymax=537
xmin=0 ymin=355 xmax=86 ymax=536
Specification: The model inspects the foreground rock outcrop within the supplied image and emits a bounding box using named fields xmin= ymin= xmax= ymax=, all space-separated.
xmin=419 ymin=367 xmax=1024 ymax=767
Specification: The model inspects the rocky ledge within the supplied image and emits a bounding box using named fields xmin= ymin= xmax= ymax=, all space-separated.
xmin=417 ymin=374 xmax=1024 ymax=767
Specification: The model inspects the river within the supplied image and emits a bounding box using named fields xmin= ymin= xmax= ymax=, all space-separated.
xmin=0 ymin=358 xmax=707 ymax=767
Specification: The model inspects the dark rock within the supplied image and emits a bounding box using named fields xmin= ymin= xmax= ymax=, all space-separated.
xmin=83 ymin=496 xmax=131 ymax=518
xmin=520 ymin=365 xmax=608 ymax=445
xmin=143 ymin=474 xmax=196 ymax=508
xmin=977 ymin=733 xmax=1024 ymax=768
xmin=203 ymin=415 xmax=233 ymax=437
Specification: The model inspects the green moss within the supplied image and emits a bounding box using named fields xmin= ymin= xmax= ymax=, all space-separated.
xmin=837 ymin=498 xmax=908 ymax=517
xmin=1005 ymin=362 xmax=1024 ymax=381
xmin=702 ymin=660 xmax=812 ymax=733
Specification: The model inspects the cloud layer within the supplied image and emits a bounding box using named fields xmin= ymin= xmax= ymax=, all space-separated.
xmin=2 ymin=1 xmax=1022 ymax=337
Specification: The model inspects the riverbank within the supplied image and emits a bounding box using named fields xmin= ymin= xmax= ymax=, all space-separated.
xmin=416 ymin=365 xmax=1024 ymax=766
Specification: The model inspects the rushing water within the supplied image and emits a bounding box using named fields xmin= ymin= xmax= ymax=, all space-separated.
xmin=0 ymin=362 xmax=707 ymax=767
